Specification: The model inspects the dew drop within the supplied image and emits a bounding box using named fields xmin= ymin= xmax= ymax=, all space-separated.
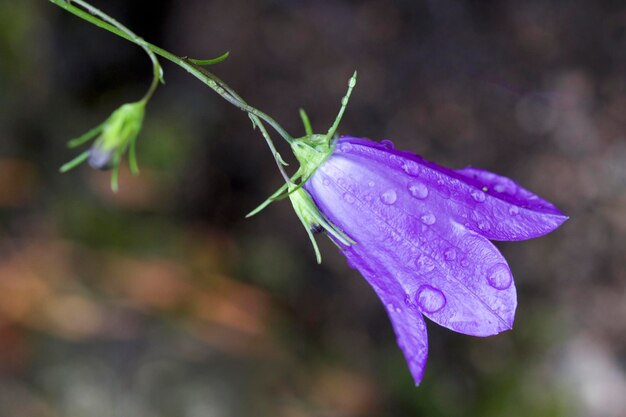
xmin=415 ymin=285 xmax=446 ymax=313
xmin=381 ymin=139 xmax=395 ymax=149
xmin=323 ymin=178 xmax=330 ymax=186
xmin=364 ymin=194 xmax=373 ymax=202
xmin=339 ymin=143 xmax=353 ymax=152
xmin=343 ymin=193 xmax=355 ymax=204
xmin=404 ymin=294 xmax=413 ymax=306
xmin=420 ymin=213 xmax=436 ymax=225
xmin=401 ymin=161 xmax=421 ymax=176
xmin=478 ymin=221 xmax=491 ymax=231
xmin=408 ymin=182 xmax=429 ymax=199
xmin=460 ymin=258 xmax=469 ymax=267
xmin=471 ymin=189 xmax=486 ymax=202
xmin=368 ymin=180 xmax=375 ymax=187
xmin=487 ymin=263 xmax=513 ymax=290
xmin=380 ymin=189 xmax=397 ymax=205
xmin=443 ymin=248 xmax=457 ymax=261
xmin=415 ymin=255 xmax=435 ymax=273
xmin=508 ymin=206 xmax=520 ymax=216
xmin=387 ymin=303 xmax=402 ymax=314
xmin=494 ymin=179 xmax=516 ymax=195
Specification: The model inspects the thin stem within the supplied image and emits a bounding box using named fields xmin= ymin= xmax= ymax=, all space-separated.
xmin=49 ymin=0 xmax=294 ymax=145
xmin=191 ymin=64 xmax=291 ymax=183
xmin=70 ymin=0 xmax=161 ymax=103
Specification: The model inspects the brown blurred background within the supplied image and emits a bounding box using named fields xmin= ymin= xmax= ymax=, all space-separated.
xmin=1 ymin=0 xmax=625 ymax=416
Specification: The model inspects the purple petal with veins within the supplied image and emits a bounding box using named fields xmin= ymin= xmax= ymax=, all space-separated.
xmin=304 ymin=136 xmax=567 ymax=385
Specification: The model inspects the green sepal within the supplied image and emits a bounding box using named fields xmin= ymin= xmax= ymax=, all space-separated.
xmin=59 ymin=150 xmax=90 ymax=173
xmin=67 ymin=123 xmax=105 ymax=148
xmin=288 ymin=186 xmax=354 ymax=263
xmin=246 ymin=182 xmax=290 ymax=218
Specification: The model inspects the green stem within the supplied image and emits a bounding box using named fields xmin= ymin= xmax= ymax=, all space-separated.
xmin=70 ymin=0 xmax=161 ymax=103
xmin=191 ymin=63 xmax=292 ymax=183
xmin=49 ymin=0 xmax=294 ymax=145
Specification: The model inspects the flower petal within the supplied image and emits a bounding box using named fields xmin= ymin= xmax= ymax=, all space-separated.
xmin=333 ymin=137 xmax=568 ymax=241
xmin=305 ymin=148 xmax=517 ymax=336
xmin=341 ymin=246 xmax=429 ymax=385
xmin=453 ymin=166 xmax=568 ymax=240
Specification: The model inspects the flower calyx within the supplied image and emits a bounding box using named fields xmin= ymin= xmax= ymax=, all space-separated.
xmin=59 ymin=100 xmax=146 ymax=192
xmin=246 ymin=72 xmax=358 ymax=262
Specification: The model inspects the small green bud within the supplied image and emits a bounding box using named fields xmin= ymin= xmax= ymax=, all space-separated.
xmin=89 ymin=101 xmax=145 ymax=170
xmin=61 ymin=100 xmax=146 ymax=191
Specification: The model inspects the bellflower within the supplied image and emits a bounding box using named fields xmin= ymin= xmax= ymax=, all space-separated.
xmin=48 ymin=0 xmax=566 ymax=384
xmin=290 ymin=135 xmax=567 ymax=385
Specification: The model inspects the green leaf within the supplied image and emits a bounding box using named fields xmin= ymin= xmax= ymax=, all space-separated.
xmin=188 ymin=51 xmax=230 ymax=66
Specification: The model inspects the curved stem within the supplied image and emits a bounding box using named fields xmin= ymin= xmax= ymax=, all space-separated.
xmin=49 ymin=0 xmax=294 ymax=145
xmin=190 ymin=63 xmax=292 ymax=183
xmin=70 ymin=0 xmax=161 ymax=103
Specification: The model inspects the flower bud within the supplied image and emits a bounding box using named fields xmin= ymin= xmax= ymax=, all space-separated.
xmin=89 ymin=101 xmax=145 ymax=170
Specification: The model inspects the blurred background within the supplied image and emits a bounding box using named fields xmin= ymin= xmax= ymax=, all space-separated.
xmin=0 ymin=0 xmax=625 ymax=416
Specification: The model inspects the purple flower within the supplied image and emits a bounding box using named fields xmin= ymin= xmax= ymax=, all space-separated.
xmin=302 ymin=136 xmax=567 ymax=385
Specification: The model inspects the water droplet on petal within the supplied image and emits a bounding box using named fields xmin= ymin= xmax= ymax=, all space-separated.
xmin=380 ymin=189 xmax=397 ymax=205
xmin=343 ymin=193 xmax=355 ymax=204
xmin=487 ymin=263 xmax=513 ymax=290
xmin=508 ymin=206 xmax=520 ymax=216
xmin=401 ymin=161 xmax=421 ymax=176
xmin=323 ymin=178 xmax=330 ymax=186
xmin=415 ymin=255 xmax=435 ymax=273
xmin=368 ymin=180 xmax=375 ymax=187
xmin=408 ymin=182 xmax=429 ymax=199
xmin=443 ymin=248 xmax=457 ymax=261
xmin=494 ymin=184 xmax=506 ymax=193
xmin=478 ymin=221 xmax=491 ymax=231
xmin=364 ymin=194 xmax=372 ymax=202
xmin=380 ymin=139 xmax=395 ymax=149
xmin=404 ymin=294 xmax=413 ymax=306
xmin=339 ymin=143 xmax=353 ymax=152
xmin=337 ymin=177 xmax=346 ymax=186
xmin=460 ymin=258 xmax=469 ymax=267
xmin=387 ymin=303 xmax=402 ymax=314
xmin=420 ymin=213 xmax=436 ymax=225
xmin=471 ymin=189 xmax=486 ymax=202
xmin=415 ymin=285 xmax=446 ymax=313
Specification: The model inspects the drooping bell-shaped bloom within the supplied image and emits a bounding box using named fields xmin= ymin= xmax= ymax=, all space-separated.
xmin=297 ymin=136 xmax=567 ymax=385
